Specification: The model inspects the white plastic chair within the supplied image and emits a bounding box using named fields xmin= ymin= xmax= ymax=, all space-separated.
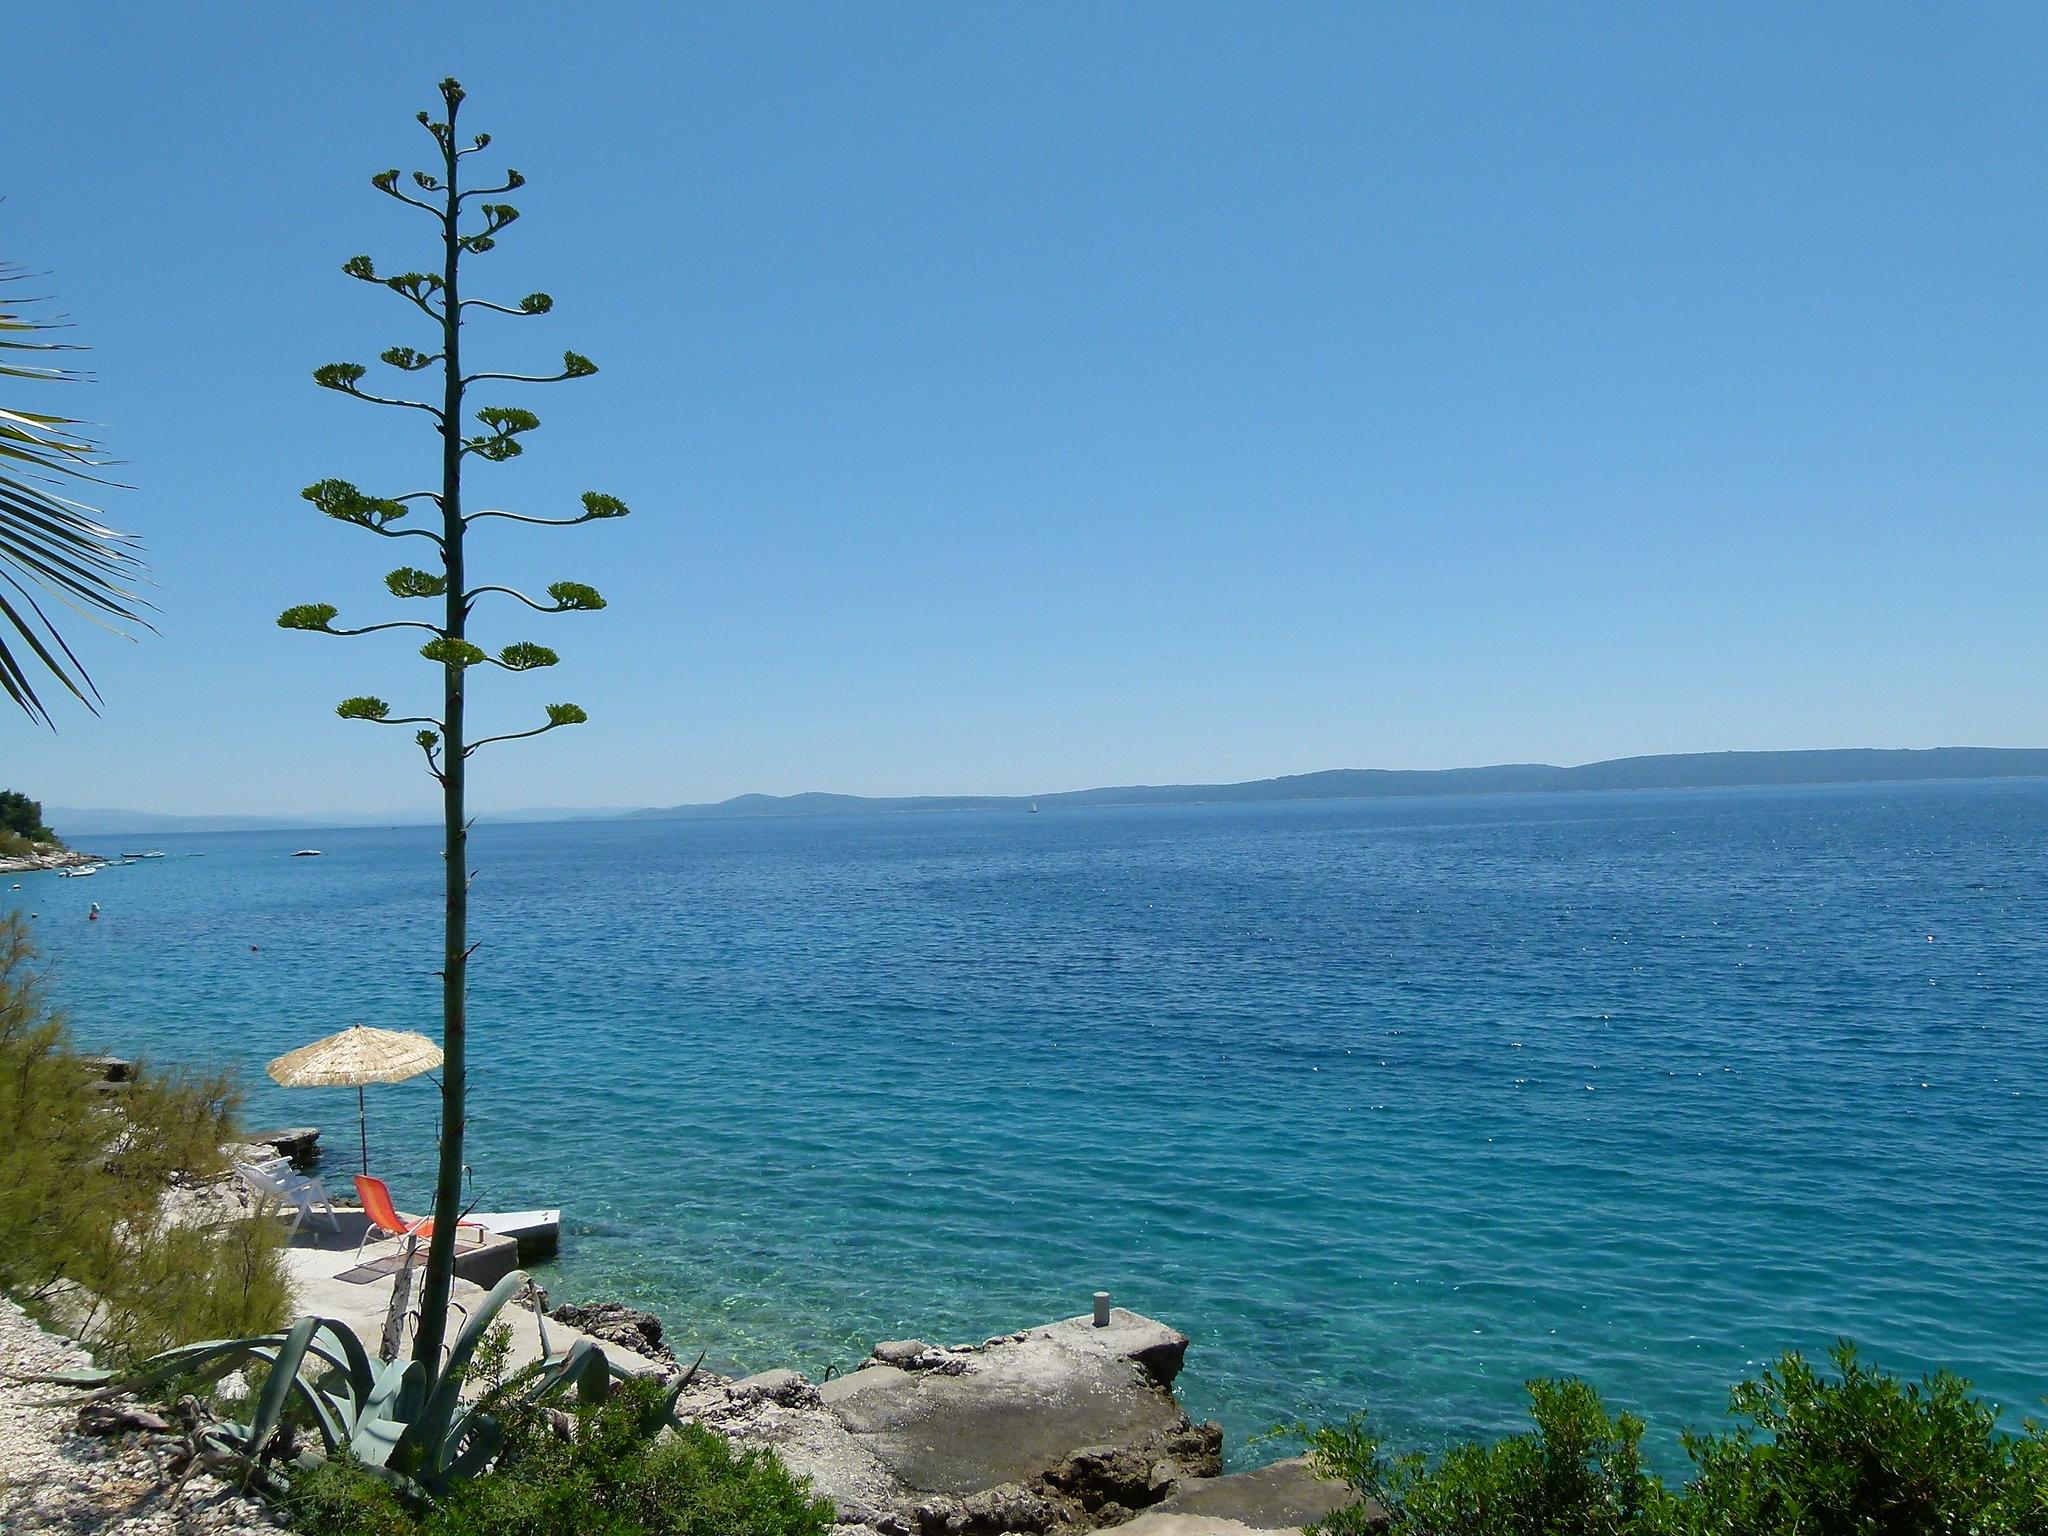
xmin=236 ymin=1159 xmax=339 ymax=1236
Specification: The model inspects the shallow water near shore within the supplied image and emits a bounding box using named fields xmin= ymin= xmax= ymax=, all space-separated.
xmin=15 ymin=780 xmax=2048 ymax=1468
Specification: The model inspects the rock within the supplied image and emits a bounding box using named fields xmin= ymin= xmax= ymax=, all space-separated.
xmin=693 ymin=1308 xmax=1242 ymax=1535
xmin=819 ymin=1310 xmax=1216 ymax=1515
xmin=873 ymin=1338 xmax=933 ymax=1367
xmin=78 ymin=1054 xmax=135 ymax=1083
xmin=732 ymin=1368 xmax=823 ymax=1408
xmin=0 ymin=1294 xmax=293 ymax=1535
xmin=1039 ymin=1425 xmax=1224 ymax=1520
xmin=1123 ymin=1455 xmax=1374 ymax=1534
xmin=870 ymin=1339 xmax=972 ymax=1376
xmin=552 ymin=1300 xmax=679 ymax=1370
xmin=955 ymin=1484 xmax=1058 ymax=1533
xmin=245 ymin=1126 xmax=321 ymax=1170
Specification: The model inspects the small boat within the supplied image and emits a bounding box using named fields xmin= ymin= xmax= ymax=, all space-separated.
xmin=1027 ymin=802 xmax=1040 ymax=814
xmin=122 ymin=851 xmax=166 ymax=860
xmin=292 ymin=849 xmax=323 ymax=858
xmin=59 ymin=866 xmax=96 ymax=878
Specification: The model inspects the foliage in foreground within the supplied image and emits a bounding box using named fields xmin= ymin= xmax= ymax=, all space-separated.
xmin=53 ymin=1270 xmax=617 ymax=1505
xmin=1299 ymin=1343 xmax=2048 ymax=1536
xmin=285 ymin=1375 xmax=835 ymax=1536
xmin=0 ymin=915 xmax=289 ymax=1360
xmin=61 ymin=1266 xmax=832 ymax=1535
xmin=0 ymin=265 xmax=147 ymax=725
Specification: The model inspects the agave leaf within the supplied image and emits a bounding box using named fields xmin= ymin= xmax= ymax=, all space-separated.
xmin=314 ymin=1320 xmax=378 ymax=1404
xmin=349 ymin=1409 xmax=410 ymax=1469
xmin=33 ymin=1334 xmax=290 ymax=1405
xmin=295 ymin=1379 xmax=350 ymax=1454
xmin=520 ymin=1336 xmax=603 ymax=1404
xmin=348 ymin=1354 xmax=425 ymax=1465
xmin=15 ymin=1368 xmax=117 ymax=1387
xmin=439 ymin=1414 xmax=505 ymax=1484
xmin=659 ymin=1369 xmax=697 ymax=1423
xmin=246 ymin=1317 xmax=320 ymax=1454
xmin=417 ymin=1270 xmax=526 ymax=1458
xmin=574 ymin=1347 xmax=613 ymax=1406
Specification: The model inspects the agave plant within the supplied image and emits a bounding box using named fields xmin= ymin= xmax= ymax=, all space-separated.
xmin=41 ymin=1270 xmax=675 ymax=1503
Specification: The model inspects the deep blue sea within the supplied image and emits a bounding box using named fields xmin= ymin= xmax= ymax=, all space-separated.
xmin=11 ymin=780 xmax=2047 ymax=1466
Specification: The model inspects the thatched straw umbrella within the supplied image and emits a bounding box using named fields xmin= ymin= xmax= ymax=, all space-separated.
xmin=266 ymin=1025 xmax=441 ymax=1175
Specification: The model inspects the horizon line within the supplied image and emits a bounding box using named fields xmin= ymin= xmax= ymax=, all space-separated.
xmin=39 ymin=744 xmax=2048 ymax=831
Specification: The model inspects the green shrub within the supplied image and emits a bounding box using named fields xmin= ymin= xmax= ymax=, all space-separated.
xmin=1303 ymin=1348 xmax=2048 ymax=1536
xmin=1303 ymin=1379 xmax=1667 ymax=1536
xmin=282 ymin=1454 xmax=418 ymax=1536
xmin=284 ymin=1375 xmax=836 ymax=1536
xmin=1674 ymin=1343 xmax=2048 ymax=1536
xmin=0 ymin=915 xmax=290 ymax=1360
xmin=0 ymin=827 xmax=35 ymax=859
xmin=0 ymin=789 xmax=57 ymax=846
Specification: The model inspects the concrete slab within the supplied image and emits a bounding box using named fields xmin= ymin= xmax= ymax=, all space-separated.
xmin=278 ymin=1214 xmax=661 ymax=1379
xmin=471 ymin=1208 xmax=560 ymax=1262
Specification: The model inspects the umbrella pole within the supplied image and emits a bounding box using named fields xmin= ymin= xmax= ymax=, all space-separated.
xmin=359 ymin=1084 xmax=369 ymax=1176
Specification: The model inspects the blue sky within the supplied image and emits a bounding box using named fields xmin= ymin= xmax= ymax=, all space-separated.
xmin=6 ymin=4 xmax=2043 ymax=815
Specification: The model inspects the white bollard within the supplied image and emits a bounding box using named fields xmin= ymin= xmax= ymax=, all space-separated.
xmin=1092 ymin=1291 xmax=1111 ymax=1327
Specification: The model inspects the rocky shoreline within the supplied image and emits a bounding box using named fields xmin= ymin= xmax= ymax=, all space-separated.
xmin=1 ymin=1083 xmax=1357 ymax=1534
xmin=0 ymin=846 xmax=101 ymax=875
xmin=0 ymin=1296 xmax=285 ymax=1536
xmin=1 ymin=1287 xmax=1356 ymax=1536
xmin=557 ymin=1299 xmax=1359 ymax=1536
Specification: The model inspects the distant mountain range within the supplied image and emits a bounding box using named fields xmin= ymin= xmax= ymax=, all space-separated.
xmin=42 ymin=805 xmax=616 ymax=837
xmin=630 ymin=747 xmax=2048 ymax=820
xmin=44 ymin=748 xmax=2048 ymax=836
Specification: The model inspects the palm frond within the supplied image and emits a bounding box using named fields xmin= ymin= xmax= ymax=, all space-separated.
xmin=0 ymin=263 xmax=147 ymax=726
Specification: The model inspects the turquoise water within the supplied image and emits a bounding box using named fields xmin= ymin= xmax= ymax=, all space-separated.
xmin=11 ymin=781 xmax=2047 ymax=1465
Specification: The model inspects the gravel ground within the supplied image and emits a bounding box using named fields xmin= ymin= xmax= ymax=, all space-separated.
xmin=0 ymin=1295 xmax=286 ymax=1535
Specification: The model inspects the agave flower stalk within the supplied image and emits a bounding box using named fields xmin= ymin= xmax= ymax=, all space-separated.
xmin=279 ymin=78 xmax=627 ymax=1379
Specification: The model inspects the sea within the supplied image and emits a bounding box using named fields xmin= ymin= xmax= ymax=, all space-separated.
xmin=11 ymin=778 xmax=2046 ymax=1467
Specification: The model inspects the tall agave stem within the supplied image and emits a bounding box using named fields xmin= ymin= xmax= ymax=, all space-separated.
xmin=280 ymin=77 xmax=627 ymax=1390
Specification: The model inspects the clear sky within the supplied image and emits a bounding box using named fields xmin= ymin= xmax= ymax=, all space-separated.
xmin=6 ymin=4 xmax=2043 ymax=816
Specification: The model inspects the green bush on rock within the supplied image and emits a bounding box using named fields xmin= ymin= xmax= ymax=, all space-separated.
xmin=1301 ymin=1379 xmax=1666 ymax=1536
xmin=1302 ymin=1345 xmax=2048 ymax=1536
xmin=0 ymin=789 xmax=58 ymax=848
xmin=0 ymin=915 xmax=290 ymax=1360
xmin=1677 ymin=1343 xmax=2048 ymax=1536
xmin=285 ymin=1375 xmax=835 ymax=1536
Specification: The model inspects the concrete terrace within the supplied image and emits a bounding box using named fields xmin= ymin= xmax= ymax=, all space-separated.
xmin=276 ymin=1207 xmax=664 ymax=1378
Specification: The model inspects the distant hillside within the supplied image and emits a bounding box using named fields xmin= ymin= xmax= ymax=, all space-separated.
xmin=631 ymin=747 xmax=2048 ymax=820
xmin=43 ymin=805 xmax=616 ymax=837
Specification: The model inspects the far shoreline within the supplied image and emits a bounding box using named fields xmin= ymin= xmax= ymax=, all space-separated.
xmin=46 ymin=762 xmax=2048 ymax=840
